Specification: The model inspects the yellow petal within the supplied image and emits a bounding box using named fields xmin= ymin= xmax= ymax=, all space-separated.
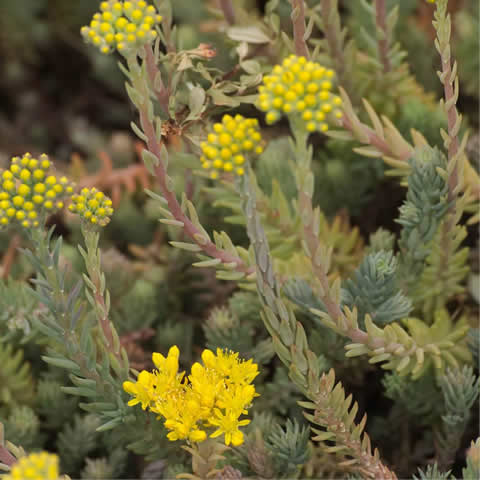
xmin=231 ymin=431 xmax=244 ymax=446
xmin=123 ymin=381 xmax=137 ymax=394
xmin=152 ymin=352 xmax=166 ymax=369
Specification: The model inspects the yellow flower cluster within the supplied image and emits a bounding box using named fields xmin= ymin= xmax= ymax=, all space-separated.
xmin=81 ymin=0 xmax=162 ymax=55
xmin=200 ymin=115 xmax=264 ymax=179
xmin=68 ymin=187 xmax=114 ymax=226
xmin=0 ymin=153 xmax=73 ymax=229
xmin=3 ymin=451 xmax=59 ymax=480
xmin=257 ymin=55 xmax=343 ymax=133
xmin=123 ymin=346 xmax=259 ymax=446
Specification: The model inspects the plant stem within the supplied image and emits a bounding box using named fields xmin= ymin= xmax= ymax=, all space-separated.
xmin=290 ymin=126 xmax=444 ymax=361
xmin=375 ymin=0 xmax=391 ymax=73
xmin=241 ymin=170 xmax=397 ymax=479
xmin=127 ymin=54 xmax=255 ymax=277
xmin=219 ymin=0 xmax=235 ymax=25
xmin=434 ymin=0 xmax=461 ymax=207
xmin=429 ymin=0 xmax=465 ymax=313
xmin=29 ymin=228 xmax=104 ymax=385
xmin=140 ymin=109 xmax=254 ymax=275
xmin=320 ymin=0 xmax=348 ymax=88
xmin=82 ymin=227 xmax=122 ymax=362
xmin=0 ymin=446 xmax=16 ymax=467
xmin=340 ymin=115 xmax=411 ymax=161
xmin=180 ymin=438 xmax=228 ymax=479
xmin=292 ymin=125 xmax=353 ymax=333
xmin=1 ymin=234 xmax=21 ymax=279
xmin=290 ymin=0 xmax=309 ymax=58
xmin=144 ymin=45 xmax=170 ymax=115
xmin=339 ymin=88 xmax=479 ymax=201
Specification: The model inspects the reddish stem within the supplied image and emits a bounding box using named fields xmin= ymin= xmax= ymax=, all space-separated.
xmin=144 ymin=45 xmax=170 ymax=115
xmin=219 ymin=0 xmax=235 ymax=25
xmin=83 ymin=241 xmax=122 ymax=362
xmin=1 ymin=234 xmax=21 ymax=279
xmin=433 ymin=17 xmax=462 ymax=310
xmin=138 ymin=108 xmax=254 ymax=275
xmin=0 ymin=446 xmax=16 ymax=467
xmin=375 ymin=0 xmax=391 ymax=73
xmin=341 ymin=116 xmax=411 ymax=162
xmin=441 ymin=55 xmax=460 ymax=206
xmin=297 ymin=176 xmax=410 ymax=353
xmin=290 ymin=0 xmax=309 ymax=58
xmin=95 ymin=287 xmax=117 ymax=356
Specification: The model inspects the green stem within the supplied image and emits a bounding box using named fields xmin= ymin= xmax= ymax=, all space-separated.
xmin=180 ymin=438 xmax=228 ymax=479
xmin=434 ymin=0 xmax=461 ymax=196
xmin=240 ymin=170 xmax=396 ymax=479
xmin=427 ymin=0 xmax=466 ymax=314
xmin=81 ymin=226 xmax=123 ymax=363
xmin=290 ymin=124 xmax=349 ymax=333
xmin=28 ymin=227 xmax=103 ymax=384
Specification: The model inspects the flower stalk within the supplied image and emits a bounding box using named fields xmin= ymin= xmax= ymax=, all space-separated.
xmin=239 ymin=169 xmax=396 ymax=479
xmin=434 ymin=0 xmax=462 ymax=191
xmin=375 ymin=0 xmax=391 ymax=73
xmin=219 ymin=0 xmax=236 ymax=25
xmin=0 ymin=443 xmax=15 ymax=468
xmin=80 ymin=226 xmax=123 ymax=364
xmin=27 ymin=226 xmax=105 ymax=386
xmin=319 ymin=0 xmax=350 ymax=92
xmin=289 ymin=0 xmax=309 ymax=58
xmin=338 ymin=88 xmax=480 ymax=203
xmin=144 ymin=44 xmax=170 ymax=115
xmin=125 ymin=54 xmax=255 ymax=276
xmin=181 ymin=438 xmax=230 ymax=479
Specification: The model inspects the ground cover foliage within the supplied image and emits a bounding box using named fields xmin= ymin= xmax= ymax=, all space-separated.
xmin=0 ymin=0 xmax=479 ymax=479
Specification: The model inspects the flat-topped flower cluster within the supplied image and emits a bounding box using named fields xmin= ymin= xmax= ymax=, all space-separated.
xmin=123 ymin=346 xmax=259 ymax=446
xmin=0 ymin=153 xmax=73 ymax=229
xmin=257 ymin=54 xmax=343 ymax=133
xmin=3 ymin=451 xmax=59 ymax=480
xmin=81 ymin=0 xmax=162 ymax=55
xmin=200 ymin=115 xmax=264 ymax=180
xmin=0 ymin=153 xmax=114 ymax=230
xmin=69 ymin=187 xmax=114 ymax=227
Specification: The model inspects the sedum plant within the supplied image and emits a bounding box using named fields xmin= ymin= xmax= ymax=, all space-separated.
xmin=0 ymin=0 xmax=478 ymax=479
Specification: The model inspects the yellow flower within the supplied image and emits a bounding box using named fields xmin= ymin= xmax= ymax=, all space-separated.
xmin=209 ymin=408 xmax=250 ymax=446
xmin=188 ymin=362 xmax=223 ymax=412
xmin=123 ymin=370 xmax=156 ymax=409
xmin=201 ymin=348 xmax=259 ymax=386
xmin=0 ymin=153 xmax=74 ymax=230
xmin=68 ymin=187 xmax=114 ymax=227
xmin=81 ymin=0 xmax=162 ymax=55
xmin=257 ymin=54 xmax=343 ymax=133
xmin=152 ymin=345 xmax=180 ymax=375
xmin=124 ymin=346 xmax=185 ymax=411
xmin=215 ymin=383 xmax=257 ymax=416
xmin=3 ymin=451 xmax=59 ymax=480
xmin=200 ymin=115 xmax=263 ymax=180
xmin=155 ymin=390 xmax=207 ymax=443
xmin=123 ymin=345 xmax=258 ymax=446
